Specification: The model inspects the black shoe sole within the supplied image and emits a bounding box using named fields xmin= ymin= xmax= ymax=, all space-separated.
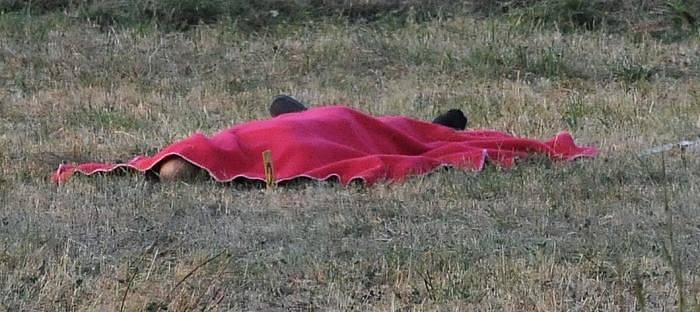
xmin=270 ymin=95 xmax=308 ymax=117
xmin=432 ymin=109 xmax=468 ymax=130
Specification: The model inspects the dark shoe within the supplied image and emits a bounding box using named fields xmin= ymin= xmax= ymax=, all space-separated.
xmin=270 ymin=95 xmax=308 ymax=117
xmin=432 ymin=109 xmax=468 ymax=130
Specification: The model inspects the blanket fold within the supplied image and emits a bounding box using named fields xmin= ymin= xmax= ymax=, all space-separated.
xmin=52 ymin=106 xmax=597 ymax=185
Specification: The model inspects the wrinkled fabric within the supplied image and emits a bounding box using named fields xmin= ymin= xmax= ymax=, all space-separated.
xmin=53 ymin=106 xmax=597 ymax=185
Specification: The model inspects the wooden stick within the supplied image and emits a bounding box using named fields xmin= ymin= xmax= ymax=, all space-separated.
xmin=263 ymin=150 xmax=276 ymax=188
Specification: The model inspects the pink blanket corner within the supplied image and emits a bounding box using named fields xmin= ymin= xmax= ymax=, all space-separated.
xmin=52 ymin=105 xmax=597 ymax=185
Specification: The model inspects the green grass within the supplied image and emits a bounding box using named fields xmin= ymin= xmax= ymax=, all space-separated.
xmin=0 ymin=0 xmax=467 ymax=32
xmin=2 ymin=1 xmax=700 ymax=310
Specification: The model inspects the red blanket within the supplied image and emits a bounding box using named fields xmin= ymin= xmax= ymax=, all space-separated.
xmin=53 ymin=106 xmax=597 ymax=185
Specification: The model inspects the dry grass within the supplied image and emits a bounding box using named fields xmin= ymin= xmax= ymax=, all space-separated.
xmin=1 ymin=3 xmax=700 ymax=311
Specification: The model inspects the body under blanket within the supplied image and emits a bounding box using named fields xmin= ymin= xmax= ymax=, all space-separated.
xmin=53 ymin=106 xmax=598 ymax=185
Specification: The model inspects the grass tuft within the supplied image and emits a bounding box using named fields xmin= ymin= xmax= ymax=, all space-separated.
xmin=508 ymin=0 xmax=621 ymax=32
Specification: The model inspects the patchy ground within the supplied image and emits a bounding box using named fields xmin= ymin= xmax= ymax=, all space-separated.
xmin=1 ymin=1 xmax=700 ymax=310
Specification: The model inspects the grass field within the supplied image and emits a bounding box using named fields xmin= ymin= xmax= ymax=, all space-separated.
xmin=1 ymin=0 xmax=700 ymax=310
